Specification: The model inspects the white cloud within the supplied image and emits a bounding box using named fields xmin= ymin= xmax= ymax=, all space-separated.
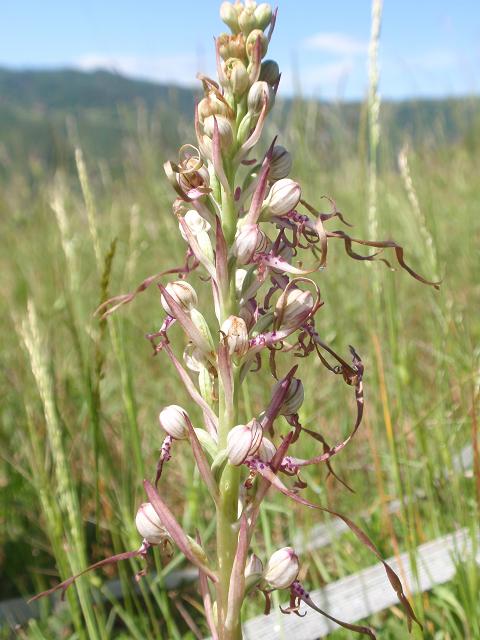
xmin=303 ymin=32 xmax=368 ymax=56
xmin=74 ymin=53 xmax=215 ymax=86
xmin=405 ymin=50 xmax=456 ymax=71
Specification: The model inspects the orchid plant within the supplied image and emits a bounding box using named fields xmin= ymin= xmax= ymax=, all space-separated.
xmin=31 ymin=2 xmax=439 ymax=638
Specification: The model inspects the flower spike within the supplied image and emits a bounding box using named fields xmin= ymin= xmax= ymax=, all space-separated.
xmin=38 ymin=3 xmax=435 ymax=637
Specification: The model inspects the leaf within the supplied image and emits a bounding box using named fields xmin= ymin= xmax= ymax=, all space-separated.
xmin=178 ymin=216 xmax=216 ymax=279
xmin=196 ymin=531 xmax=218 ymax=640
xmin=193 ymin=428 xmax=218 ymax=459
xmin=159 ymin=284 xmax=211 ymax=355
xmin=245 ymin=138 xmax=275 ymax=226
xmin=211 ymin=448 xmax=228 ymax=483
xmin=162 ymin=343 xmax=218 ymax=435
xmin=212 ymin=116 xmax=231 ymax=195
xmin=185 ymin=415 xmax=219 ymax=502
xmin=235 ymin=97 xmax=269 ymax=162
xmin=225 ymin=514 xmax=249 ymax=630
xmin=217 ymin=342 xmax=234 ymax=414
xmin=144 ymin=480 xmax=218 ymax=583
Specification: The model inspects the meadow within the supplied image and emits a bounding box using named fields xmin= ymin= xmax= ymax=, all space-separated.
xmin=1 ymin=84 xmax=479 ymax=638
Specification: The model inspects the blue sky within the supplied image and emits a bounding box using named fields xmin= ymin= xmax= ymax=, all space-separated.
xmin=2 ymin=0 xmax=479 ymax=100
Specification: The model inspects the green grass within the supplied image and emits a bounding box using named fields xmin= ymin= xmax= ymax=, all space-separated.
xmin=0 ymin=93 xmax=479 ymax=639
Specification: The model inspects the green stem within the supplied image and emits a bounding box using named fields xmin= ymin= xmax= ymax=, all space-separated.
xmin=217 ymin=464 xmax=241 ymax=639
xmin=216 ymin=161 xmax=243 ymax=637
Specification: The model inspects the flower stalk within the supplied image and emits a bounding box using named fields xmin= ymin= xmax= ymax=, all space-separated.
xmin=33 ymin=2 xmax=440 ymax=638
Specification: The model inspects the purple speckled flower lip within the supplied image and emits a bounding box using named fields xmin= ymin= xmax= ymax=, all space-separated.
xmin=32 ymin=2 xmax=439 ymax=637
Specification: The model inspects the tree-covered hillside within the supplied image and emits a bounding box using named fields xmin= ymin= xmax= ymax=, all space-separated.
xmin=0 ymin=67 xmax=478 ymax=176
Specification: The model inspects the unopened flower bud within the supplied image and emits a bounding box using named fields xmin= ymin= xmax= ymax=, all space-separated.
xmin=159 ymin=404 xmax=190 ymax=440
xmin=233 ymin=224 xmax=267 ymax=265
xmin=227 ymin=419 xmax=263 ymax=465
xmin=135 ymin=502 xmax=169 ymax=545
xmin=223 ymin=57 xmax=250 ymax=97
xmin=179 ymin=210 xmax=211 ymax=241
xmin=203 ymin=115 xmax=234 ymax=151
xmin=233 ymin=1 xmax=243 ymax=16
xmin=246 ymin=29 xmax=268 ymax=60
xmin=161 ymin=280 xmax=198 ymax=316
xmin=262 ymin=178 xmax=301 ymax=217
xmin=221 ymin=315 xmax=249 ymax=358
xmin=245 ymin=553 xmax=264 ymax=579
xmin=257 ymin=436 xmax=276 ymax=462
xmin=217 ymin=33 xmax=246 ymax=61
xmin=254 ymin=3 xmax=272 ymax=30
xmin=238 ymin=6 xmax=257 ymax=35
xmin=179 ymin=210 xmax=214 ymax=265
xmin=272 ymin=377 xmax=304 ymax=415
xmin=198 ymin=91 xmax=232 ymax=123
xmin=236 ymin=112 xmax=256 ymax=145
xmin=275 ymin=287 xmax=314 ymax=330
xmin=259 ymin=59 xmax=280 ymax=85
xmin=248 ymin=81 xmax=274 ymax=116
xmin=269 ymin=145 xmax=292 ymax=181
xmin=245 ymin=554 xmax=264 ymax=591
xmin=220 ymin=2 xmax=240 ymax=32
xmin=264 ymin=547 xmax=299 ymax=589
xmin=238 ymin=296 xmax=257 ymax=329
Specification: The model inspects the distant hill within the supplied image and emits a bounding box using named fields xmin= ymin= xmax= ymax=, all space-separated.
xmin=0 ymin=68 xmax=201 ymax=175
xmin=0 ymin=67 xmax=478 ymax=176
xmin=0 ymin=67 xmax=197 ymax=112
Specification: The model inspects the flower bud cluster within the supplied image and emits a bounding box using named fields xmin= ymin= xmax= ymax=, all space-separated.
xmin=220 ymin=2 xmax=272 ymax=36
xmin=208 ymin=2 xmax=279 ymax=151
